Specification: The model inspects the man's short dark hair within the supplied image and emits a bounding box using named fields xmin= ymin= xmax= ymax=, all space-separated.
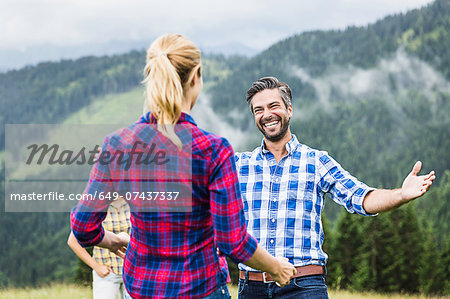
xmin=246 ymin=77 xmax=292 ymax=110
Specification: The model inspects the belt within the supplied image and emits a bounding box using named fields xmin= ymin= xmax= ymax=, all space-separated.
xmin=239 ymin=265 xmax=323 ymax=283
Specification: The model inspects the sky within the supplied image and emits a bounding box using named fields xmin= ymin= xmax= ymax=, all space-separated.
xmin=0 ymin=0 xmax=434 ymax=66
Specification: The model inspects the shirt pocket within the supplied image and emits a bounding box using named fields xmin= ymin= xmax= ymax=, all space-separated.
xmin=287 ymin=178 xmax=316 ymax=212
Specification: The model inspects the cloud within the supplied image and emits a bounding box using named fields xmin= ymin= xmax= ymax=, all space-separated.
xmin=0 ymin=0 xmax=434 ymax=52
xmin=292 ymin=48 xmax=450 ymax=117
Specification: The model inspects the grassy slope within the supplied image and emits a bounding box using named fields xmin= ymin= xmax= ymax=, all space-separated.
xmin=63 ymin=87 xmax=145 ymax=125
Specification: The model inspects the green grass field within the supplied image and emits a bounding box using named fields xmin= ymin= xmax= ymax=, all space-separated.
xmin=0 ymin=284 xmax=444 ymax=299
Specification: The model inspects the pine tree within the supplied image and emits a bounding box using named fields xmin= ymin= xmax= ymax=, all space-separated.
xmin=352 ymin=206 xmax=424 ymax=293
xmin=351 ymin=215 xmax=383 ymax=292
xmin=328 ymin=211 xmax=364 ymax=289
xmin=384 ymin=205 xmax=422 ymax=293
xmin=418 ymin=219 xmax=446 ymax=295
xmin=440 ymin=237 xmax=450 ymax=295
xmin=321 ymin=212 xmax=336 ymax=287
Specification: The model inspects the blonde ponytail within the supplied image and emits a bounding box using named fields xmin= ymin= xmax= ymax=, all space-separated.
xmin=142 ymin=34 xmax=201 ymax=149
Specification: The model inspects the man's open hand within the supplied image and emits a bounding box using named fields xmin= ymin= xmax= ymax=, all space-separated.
xmin=401 ymin=161 xmax=435 ymax=202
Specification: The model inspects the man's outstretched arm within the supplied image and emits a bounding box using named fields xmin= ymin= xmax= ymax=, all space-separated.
xmin=363 ymin=161 xmax=435 ymax=214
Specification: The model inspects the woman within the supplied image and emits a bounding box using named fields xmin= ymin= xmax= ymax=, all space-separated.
xmin=71 ymin=34 xmax=296 ymax=299
xmin=68 ymin=197 xmax=130 ymax=299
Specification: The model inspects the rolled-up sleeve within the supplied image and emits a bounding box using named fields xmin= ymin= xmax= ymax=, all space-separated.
xmin=317 ymin=151 xmax=377 ymax=216
xmin=209 ymin=138 xmax=258 ymax=264
xmin=70 ymin=137 xmax=113 ymax=247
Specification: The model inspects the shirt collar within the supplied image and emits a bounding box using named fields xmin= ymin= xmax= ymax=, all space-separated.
xmin=260 ymin=134 xmax=300 ymax=155
xmin=137 ymin=111 xmax=197 ymax=127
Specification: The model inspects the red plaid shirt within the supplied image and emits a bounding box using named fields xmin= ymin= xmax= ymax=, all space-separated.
xmin=71 ymin=112 xmax=257 ymax=298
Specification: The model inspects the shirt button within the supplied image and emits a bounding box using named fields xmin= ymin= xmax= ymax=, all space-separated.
xmin=271 ymin=219 xmax=275 ymax=223
xmin=270 ymin=239 xmax=274 ymax=244
xmin=222 ymin=289 xmax=226 ymax=294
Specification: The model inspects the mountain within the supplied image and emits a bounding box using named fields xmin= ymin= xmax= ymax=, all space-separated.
xmin=0 ymin=40 xmax=257 ymax=73
xmin=199 ymin=42 xmax=259 ymax=57
xmin=0 ymin=40 xmax=152 ymax=73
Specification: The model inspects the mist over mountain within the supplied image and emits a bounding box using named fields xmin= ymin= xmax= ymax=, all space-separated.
xmin=208 ymin=0 xmax=448 ymax=125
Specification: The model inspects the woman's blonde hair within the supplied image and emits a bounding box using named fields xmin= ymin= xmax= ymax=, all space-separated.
xmin=142 ymin=34 xmax=201 ymax=148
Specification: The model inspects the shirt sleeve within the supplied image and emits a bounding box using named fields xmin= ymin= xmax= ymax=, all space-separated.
xmin=209 ymin=137 xmax=258 ymax=264
xmin=70 ymin=136 xmax=114 ymax=247
xmin=317 ymin=151 xmax=377 ymax=216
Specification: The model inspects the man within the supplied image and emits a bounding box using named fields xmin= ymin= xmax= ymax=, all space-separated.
xmin=235 ymin=77 xmax=435 ymax=298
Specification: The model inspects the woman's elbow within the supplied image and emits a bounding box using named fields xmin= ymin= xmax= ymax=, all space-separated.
xmin=67 ymin=231 xmax=76 ymax=247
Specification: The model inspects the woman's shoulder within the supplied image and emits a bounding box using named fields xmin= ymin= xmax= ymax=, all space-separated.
xmin=102 ymin=123 xmax=155 ymax=148
xmin=191 ymin=126 xmax=234 ymax=157
xmin=193 ymin=126 xmax=233 ymax=148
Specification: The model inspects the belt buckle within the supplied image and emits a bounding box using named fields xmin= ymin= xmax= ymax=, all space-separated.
xmin=262 ymin=272 xmax=272 ymax=283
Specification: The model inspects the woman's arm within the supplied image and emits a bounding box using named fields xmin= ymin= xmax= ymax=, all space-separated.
xmin=70 ymin=136 xmax=113 ymax=247
xmin=67 ymin=231 xmax=111 ymax=278
xmin=209 ymin=140 xmax=296 ymax=286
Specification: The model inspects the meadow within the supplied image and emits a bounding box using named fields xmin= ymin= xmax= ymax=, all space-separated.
xmin=0 ymin=284 xmax=445 ymax=299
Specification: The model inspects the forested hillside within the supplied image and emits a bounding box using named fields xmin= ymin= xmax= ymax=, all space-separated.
xmin=0 ymin=0 xmax=448 ymax=295
xmin=0 ymin=51 xmax=143 ymax=149
xmin=209 ymin=0 xmax=449 ymax=118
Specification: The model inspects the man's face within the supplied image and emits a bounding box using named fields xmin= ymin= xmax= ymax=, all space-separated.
xmin=251 ymin=88 xmax=292 ymax=142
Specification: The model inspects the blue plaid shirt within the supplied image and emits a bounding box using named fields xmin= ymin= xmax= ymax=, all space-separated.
xmin=235 ymin=135 xmax=375 ymax=271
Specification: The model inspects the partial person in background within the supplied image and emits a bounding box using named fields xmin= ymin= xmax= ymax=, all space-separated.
xmin=68 ymin=197 xmax=130 ymax=299
xmin=235 ymin=76 xmax=436 ymax=299
xmin=70 ymin=34 xmax=296 ymax=299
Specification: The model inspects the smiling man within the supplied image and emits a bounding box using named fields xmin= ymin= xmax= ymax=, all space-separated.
xmin=234 ymin=77 xmax=435 ymax=299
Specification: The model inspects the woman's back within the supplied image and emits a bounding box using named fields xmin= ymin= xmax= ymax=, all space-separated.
xmin=81 ymin=111 xmax=254 ymax=298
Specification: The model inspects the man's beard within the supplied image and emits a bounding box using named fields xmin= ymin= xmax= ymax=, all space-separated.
xmin=257 ymin=115 xmax=290 ymax=142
